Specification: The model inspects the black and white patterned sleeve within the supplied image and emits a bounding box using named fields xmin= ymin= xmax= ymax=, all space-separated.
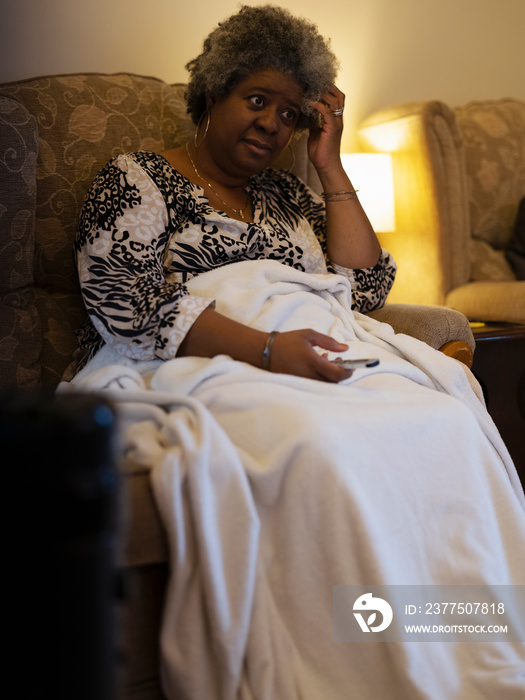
xmin=75 ymin=154 xmax=213 ymax=361
xmin=332 ymin=250 xmax=397 ymax=313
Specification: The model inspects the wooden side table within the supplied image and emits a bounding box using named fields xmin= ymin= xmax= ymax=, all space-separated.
xmin=470 ymin=323 xmax=525 ymax=483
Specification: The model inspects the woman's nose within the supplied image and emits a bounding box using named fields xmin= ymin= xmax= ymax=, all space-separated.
xmin=255 ymin=108 xmax=279 ymax=133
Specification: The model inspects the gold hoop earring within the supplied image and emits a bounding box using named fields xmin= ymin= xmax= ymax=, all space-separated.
xmin=286 ymin=144 xmax=296 ymax=173
xmin=194 ymin=110 xmax=211 ymax=149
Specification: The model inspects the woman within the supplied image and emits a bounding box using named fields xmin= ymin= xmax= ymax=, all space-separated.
xmin=76 ymin=4 xmax=396 ymax=381
xmin=72 ymin=6 xmax=525 ymax=700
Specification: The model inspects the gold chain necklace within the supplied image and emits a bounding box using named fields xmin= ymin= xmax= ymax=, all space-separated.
xmin=185 ymin=143 xmax=250 ymax=220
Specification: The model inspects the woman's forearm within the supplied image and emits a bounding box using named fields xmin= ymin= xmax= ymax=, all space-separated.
xmin=318 ymin=164 xmax=382 ymax=270
xmin=177 ymin=306 xmax=268 ymax=366
xmin=307 ymin=86 xmax=382 ymax=270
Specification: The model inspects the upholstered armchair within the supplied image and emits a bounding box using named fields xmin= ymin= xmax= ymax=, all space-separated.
xmin=0 ymin=73 xmax=477 ymax=698
xmin=357 ymin=98 xmax=525 ymax=324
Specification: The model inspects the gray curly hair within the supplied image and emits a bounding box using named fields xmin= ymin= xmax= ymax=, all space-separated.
xmin=185 ymin=5 xmax=339 ymax=130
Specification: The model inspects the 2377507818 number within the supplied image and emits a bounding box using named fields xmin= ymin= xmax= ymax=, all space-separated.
xmin=422 ymin=602 xmax=505 ymax=615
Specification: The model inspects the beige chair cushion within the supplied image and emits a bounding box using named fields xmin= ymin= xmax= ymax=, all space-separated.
xmin=446 ymin=280 xmax=525 ymax=325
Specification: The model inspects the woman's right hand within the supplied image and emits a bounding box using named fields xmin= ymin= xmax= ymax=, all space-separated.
xmin=268 ymin=329 xmax=353 ymax=383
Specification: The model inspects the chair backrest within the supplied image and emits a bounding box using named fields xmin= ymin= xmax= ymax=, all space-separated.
xmin=357 ymin=100 xmax=471 ymax=305
xmin=0 ymin=73 xmax=195 ymax=389
xmin=357 ymin=97 xmax=525 ymax=306
xmin=454 ymin=99 xmax=525 ymax=281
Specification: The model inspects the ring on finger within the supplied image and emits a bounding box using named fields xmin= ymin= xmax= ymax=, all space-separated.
xmin=332 ymin=108 xmax=344 ymax=117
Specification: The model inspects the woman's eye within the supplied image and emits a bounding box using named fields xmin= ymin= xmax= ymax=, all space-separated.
xmin=282 ymin=109 xmax=297 ymax=122
xmin=249 ymin=95 xmax=265 ymax=108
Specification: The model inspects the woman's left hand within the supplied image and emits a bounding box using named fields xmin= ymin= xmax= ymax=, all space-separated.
xmin=307 ymin=85 xmax=346 ymax=175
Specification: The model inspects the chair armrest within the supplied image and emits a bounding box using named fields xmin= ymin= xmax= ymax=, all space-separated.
xmin=367 ymin=304 xmax=475 ymax=367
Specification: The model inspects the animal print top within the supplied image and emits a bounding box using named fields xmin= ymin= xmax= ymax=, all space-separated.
xmin=75 ymin=151 xmax=397 ymax=363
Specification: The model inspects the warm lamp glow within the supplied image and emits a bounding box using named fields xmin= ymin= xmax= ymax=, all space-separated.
xmin=341 ymin=153 xmax=396 ymax=233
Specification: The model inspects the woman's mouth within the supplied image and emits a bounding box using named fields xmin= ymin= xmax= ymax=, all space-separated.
xmin=243 ymin=138 xmax=273 ymax=157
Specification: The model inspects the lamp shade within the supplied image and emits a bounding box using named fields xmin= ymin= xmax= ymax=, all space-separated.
xmin=341 ymin=153 xmax=396 ymax=233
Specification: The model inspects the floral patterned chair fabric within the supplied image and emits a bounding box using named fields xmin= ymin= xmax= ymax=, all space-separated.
xmin=0 ymin=95 xmax=40 ymax=388
xmin=0 ymin=74 xmax=194 ymax=389
xmin=358 ymin=98 xmax=525 ymax=324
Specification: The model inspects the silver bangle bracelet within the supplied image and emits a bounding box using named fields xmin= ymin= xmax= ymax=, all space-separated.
xmin=321 ymin=190 xmax=359 ymax=201
xmin=261 ymin=331 xmax=279 ymax=371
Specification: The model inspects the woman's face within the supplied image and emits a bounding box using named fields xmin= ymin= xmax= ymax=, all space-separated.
xmin=205 ymin=69 xmax=304 ymax=179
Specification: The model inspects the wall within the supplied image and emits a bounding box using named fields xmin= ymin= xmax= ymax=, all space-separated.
xmin=1 ymin=0 xmax=524 ymax=148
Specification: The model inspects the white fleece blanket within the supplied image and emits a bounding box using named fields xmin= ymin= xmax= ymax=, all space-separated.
xmin=61 ymin=260 xmax=525 ymax=700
